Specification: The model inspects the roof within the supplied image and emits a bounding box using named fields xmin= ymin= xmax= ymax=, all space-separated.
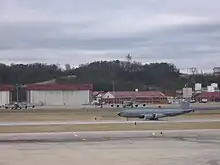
xmin=0 ymin=84 xmax=13 ymax=91
xmin=32 ymin=79 xmax=56 ymax=84
xmin=26 ymin=84 xmax=93 ymax=91
xmin=92 ymin=91 xmax=106 ymax=97
xmin=163 ymin=92 xmax=176 ymax=97
xmin=108 ymin=91 xmax=165 ymax=98
xmin=198 ymin=92 xmax=220 ymax=98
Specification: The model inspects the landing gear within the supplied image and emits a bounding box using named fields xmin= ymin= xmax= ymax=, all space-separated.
xmin=150 ymin=114 xmax=158 ymax=120
xmin=150 ymin=118 xmax=159 ymax=121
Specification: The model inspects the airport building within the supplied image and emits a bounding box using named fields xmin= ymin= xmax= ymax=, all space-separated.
xmin=197 ymin=92 xmax=220 ymax=102
xmin=0 ymin=85 xmax=13 ymax=106
xmin=102 ymin=91 xmax=168 ymax=104
xmin=26 ymin=84 xmax=93 ymax=106
xmin=213 ymin=67 xmax=220 ymax=76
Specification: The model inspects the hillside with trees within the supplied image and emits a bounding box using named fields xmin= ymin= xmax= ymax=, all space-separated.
xmin=0 ymin=60 xmax=219 ymax=92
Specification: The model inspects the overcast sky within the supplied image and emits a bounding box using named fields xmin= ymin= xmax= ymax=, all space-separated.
xmin=1 ymin=0 xmax=220 ymax=72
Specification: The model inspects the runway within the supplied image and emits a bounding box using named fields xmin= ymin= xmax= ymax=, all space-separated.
xmin=0 ymin=118 xmax=220 ymax=126
xmin=0 ymin=129 xmax=220 ymax=165
xmin=0 ymin=129 xmax=220 ymax=143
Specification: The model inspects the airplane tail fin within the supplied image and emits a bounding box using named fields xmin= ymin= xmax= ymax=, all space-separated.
xmin=180 ymin=98 xmax=190 ymax=109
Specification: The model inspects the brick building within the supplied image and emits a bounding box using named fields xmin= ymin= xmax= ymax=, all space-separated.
xmin=102 ymin=91 xmax=168 ymax=104
xmin=197 ymin=92 xmax=220 ymax=102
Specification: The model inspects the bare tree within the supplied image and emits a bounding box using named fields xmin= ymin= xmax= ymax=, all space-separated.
xmin=126 ymin=53 xmax=132 ymax=63
xmin=65 ymin=64 xmax=71 ymax=70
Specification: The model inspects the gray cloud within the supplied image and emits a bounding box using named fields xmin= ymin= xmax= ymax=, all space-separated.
xmin=1 ymin=0 xmax=220 ymax=72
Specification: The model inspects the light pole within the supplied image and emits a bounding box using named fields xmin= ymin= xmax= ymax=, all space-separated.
xmin=112 ymin=80 xmax=115 ymax=104
xmin=112 ymin=81 xmax=115 ymax=92
xmin=15 ymin=84 xmax=19 ymax=103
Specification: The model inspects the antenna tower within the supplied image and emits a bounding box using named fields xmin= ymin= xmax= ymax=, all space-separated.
xmin=187 ymin=67 xmax=198 ymax=75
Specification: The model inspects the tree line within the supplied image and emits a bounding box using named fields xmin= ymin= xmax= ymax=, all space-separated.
xmin=0 ymin=61 xmax=219 ymax=93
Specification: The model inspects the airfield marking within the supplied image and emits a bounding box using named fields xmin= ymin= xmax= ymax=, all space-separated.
xmin=0 ymin=118 xmax=220 ymax=126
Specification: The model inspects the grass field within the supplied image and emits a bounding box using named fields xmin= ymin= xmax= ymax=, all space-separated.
xmin=0 ymin=108 xmax=120 ymax=121
xmin=0 ymin=122 xmax=220 ymax=133
xmin=0 ymin=108 xmax=220 ymax=122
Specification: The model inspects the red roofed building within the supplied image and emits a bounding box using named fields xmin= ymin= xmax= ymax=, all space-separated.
xmin=102 ymin=91 xmax=168 ymax=104
xmin=26 ymin=84 xmax=93 ymax=106
xmin=197 ymin=92 xmax=220 ymax=102
xmin=0 ymin=85 xmax=13 ymax=106
xmin=26 ymin=84 xmax=93 ymax=91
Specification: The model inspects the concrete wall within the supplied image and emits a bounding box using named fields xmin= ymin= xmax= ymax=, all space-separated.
xmin=28 ymin=90 xmax=91 ymax=106
xmin=0 ymin=91 xmax=10 ymax=106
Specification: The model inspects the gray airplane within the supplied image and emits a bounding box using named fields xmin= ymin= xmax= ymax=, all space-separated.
xmin=117 ymin=99 xmax=195 ymax=120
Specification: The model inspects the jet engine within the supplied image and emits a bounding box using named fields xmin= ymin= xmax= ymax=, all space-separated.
xmin=140 ymin=114 xmax=159 ymax=120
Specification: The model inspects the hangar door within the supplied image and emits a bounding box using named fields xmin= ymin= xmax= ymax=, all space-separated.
xmin=29 ymin=90 xmax=90 ymax=106
xmin=30 ymin=90 xmax=63 ymax=106
xmin=0 ymin=91 xmax=10 ymax=106
xmin=62 ymin=90 xmax=90 ymax=105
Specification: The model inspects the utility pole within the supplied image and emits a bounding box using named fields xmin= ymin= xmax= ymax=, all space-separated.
xmin=15 ymin=84 xmax=19 ymax=102
xmin=112 ymin=81 xmax=115 ymax=92
xmin=112 ymin=81 xmax=115 ymax=104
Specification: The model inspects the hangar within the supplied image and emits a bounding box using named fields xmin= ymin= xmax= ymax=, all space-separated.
xmin=0 ymin=85 xmax=13 ymax=106
xmin=26 ymin=84 xmax=93 ymax=106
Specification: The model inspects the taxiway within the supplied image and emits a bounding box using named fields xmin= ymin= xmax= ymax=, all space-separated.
xmin=0 ymin=129 xmax=220 ymax=165
xmin=0 ymin=118 xmax=220 ymax=126
xmin=0 ymin=129 xmax=220 ymax=142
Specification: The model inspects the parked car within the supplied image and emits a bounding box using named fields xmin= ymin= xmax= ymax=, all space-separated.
xmin=199 ymin=99 xmax=208 ymax=103
xmin=190 ymin=100 xmax=196 ymax=103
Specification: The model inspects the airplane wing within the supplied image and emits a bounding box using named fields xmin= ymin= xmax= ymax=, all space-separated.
xmin=143 ymin=110 xmax=194 ymax=120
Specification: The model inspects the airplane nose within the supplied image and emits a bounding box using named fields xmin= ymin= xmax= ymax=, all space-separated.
xmin=117 ymin=112 xmax=122 ymax=116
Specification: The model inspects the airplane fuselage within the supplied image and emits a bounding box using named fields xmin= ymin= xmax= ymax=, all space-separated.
xmin=117 ymin=108 xmax=194 ymax=120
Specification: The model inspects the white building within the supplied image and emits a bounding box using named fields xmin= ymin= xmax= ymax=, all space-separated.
xmin=0 ymin=85 xmax=13 ymax=106
xmin=26 ymin=84 xmax=93 ymax=106
xmin=182 ymin=88 xmax=193 ymax=98
xmin=207 ymin=86 xmax=215 ymax=92
xmin=92 ymin=91 xmax=106 ymax=102
xmin=195 ymin=83 xmax=202 ymax=91
xmin=211 ymin=83 xmax=218 ymax=89
xmin=213 ymin=67 xmax=220 ymax=76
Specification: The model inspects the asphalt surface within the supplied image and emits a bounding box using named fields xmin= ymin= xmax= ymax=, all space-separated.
xmin=0 ymin=130 xmax=220 ymax=164
xmin=0 ymin=129 xmax=220 ymax=143
xmin=0 ymin=118 xmax=220 ymax=126
xmin=1 ymin=104 xmax=220 ymax=164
